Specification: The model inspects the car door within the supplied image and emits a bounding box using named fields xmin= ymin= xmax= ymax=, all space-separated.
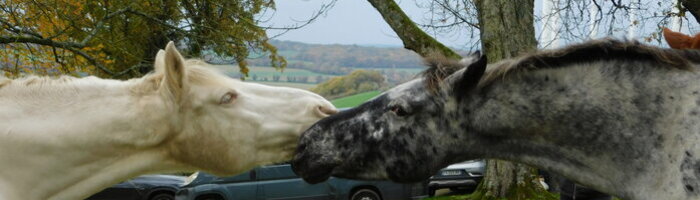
xmin=256 ymin=164 xmax=334 ymax=200
xmin=214 ymin=170 xmax=258 ymax=200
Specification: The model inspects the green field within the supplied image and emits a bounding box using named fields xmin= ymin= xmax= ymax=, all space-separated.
xmin=367 ymin=67 xmax=424 ymax=74
xmin=248 ymin=81 xmax=317 ymax=90
xmin=210 ymin=65 xmax=420 ymax=79
xmin=210 ymin=65 xmax=336 ymax=79
xmin=421 ymin=195 xmax=470 ymax=200
xmin=330 ymin=91 xmax=382 ymax=108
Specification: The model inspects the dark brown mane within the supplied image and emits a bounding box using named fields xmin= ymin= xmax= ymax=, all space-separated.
xmin=520 ymin=39 xmax=698 ymax=70
xmin=421 ymin=54 xmax=467 ymax=93
xmin=421 ymin=39 xmax=700 ymax=92
xmin=482 ymin=39 xmax=700 ymax=83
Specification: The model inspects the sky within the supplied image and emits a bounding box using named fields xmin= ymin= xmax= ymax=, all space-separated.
xmin=264 ymin=0 xmax=694 ymax=49
xmin=263 ymin=0 xmax=450 ymax=47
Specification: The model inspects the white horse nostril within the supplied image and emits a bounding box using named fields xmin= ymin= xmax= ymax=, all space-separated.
xmin=317 ymin=105 xmax=338 ymax=117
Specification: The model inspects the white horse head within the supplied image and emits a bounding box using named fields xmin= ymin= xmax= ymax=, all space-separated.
xmin=0 ymin=42 xmax=336 ymax=200
xmin=153 ymin=42 xmax=337 ymax=174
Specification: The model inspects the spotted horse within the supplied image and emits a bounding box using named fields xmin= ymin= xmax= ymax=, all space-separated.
xmin=292 ymin=39 xmax=700 ymax=200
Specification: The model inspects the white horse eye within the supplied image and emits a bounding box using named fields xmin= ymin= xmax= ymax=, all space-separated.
xmin=219 ymin=92 xmax=237 ymax=104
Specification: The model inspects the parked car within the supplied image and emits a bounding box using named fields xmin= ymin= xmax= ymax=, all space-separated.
xmin=86 ymin=174 xmax=187 ymax=200
xmin=427 ymin=159 xmax=486 ymax=196
xmin=175 ymin=163 xmax=428 ymax=200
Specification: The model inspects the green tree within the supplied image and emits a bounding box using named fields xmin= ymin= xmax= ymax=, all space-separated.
xmin=0 ymin=0 xmax=333 ymax=79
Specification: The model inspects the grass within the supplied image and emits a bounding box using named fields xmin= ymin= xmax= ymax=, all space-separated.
xmin=247 ymin=81 xmax=317 ymax=90
xmin=367 ymin=67 xmax=424 ymax=74
xmin=210 ymin=65 xmax=336 ymax=79
xmin=422 ymin=195 xmax=470 ymax=200
xmin=207 ymin=64 xmax=336 ymax=90
xmin=330 ymin=90 xmax=382 ymax=108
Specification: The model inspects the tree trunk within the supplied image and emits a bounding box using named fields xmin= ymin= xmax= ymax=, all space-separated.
xmin=474 ymin=0 xmax=537 ymax=60
xmin=681 ymin=0 xmax=700 ymax=24
xmin=140 ymin=33 xmax=170 ymax=74
xmin=471 ymin=0 xmax=554 ymax=199
xmin=366 ymin=0 xmax=461 ymax=59
xmin=139 ymin=1 xmax=177 ymax=75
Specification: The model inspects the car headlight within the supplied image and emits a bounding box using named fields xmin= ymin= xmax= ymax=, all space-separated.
xmin=183 ymin=171 xmax=199 ymax=186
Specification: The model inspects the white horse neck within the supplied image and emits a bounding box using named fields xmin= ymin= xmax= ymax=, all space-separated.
xmin=0 ymin=76 xmax=186 ymax=200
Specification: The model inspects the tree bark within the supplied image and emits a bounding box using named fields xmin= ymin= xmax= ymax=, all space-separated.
xmin=471 ymin=0 xmax=553 ymax=199
xmin=366 ymin=0 xmax=461 ymax=59
xmin=681 ymin=0 xmax=700 ymax=24
xmin=474 ymin=0 xmax=537 ymax=60
xmin=139 ymin=2 xmax=177 ymax=75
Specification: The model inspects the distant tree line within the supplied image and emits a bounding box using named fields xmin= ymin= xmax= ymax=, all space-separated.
xmin=247 ymin=40 xmax=427 ymax=75
xmin=311 ymin=69 xmax=385 ymax=99
xmin=246 ymin=74 xmax=328 ymax=84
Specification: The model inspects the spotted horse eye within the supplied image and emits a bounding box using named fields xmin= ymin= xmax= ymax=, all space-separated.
xmin=390 ymin=105 xmax=410 ymax=117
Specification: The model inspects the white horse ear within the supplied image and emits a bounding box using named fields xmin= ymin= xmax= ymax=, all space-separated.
xmin=154 ymin=49 xmax=166 ymax=74
xmin=161 ymin=41 xmax=188 ymax=103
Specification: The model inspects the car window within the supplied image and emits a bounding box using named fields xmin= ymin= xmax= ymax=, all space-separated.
xmin=256 ymin=164 xmax=298 ymax=180
xmin=216 ymin=170 xmax=254 ymax=183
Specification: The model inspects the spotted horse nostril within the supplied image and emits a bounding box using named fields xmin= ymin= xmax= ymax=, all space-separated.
xmin=316 ymin=105 xmax=338 ymax=117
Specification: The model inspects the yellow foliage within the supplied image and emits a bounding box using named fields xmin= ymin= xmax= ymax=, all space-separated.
xmin=312 ymin=70 xmax=386 ymax=99
xmin=0 ymin=0 xmax=282 ymax=79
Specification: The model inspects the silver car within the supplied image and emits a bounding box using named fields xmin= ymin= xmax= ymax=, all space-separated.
xmin=427 ymin=160 xmax=486 ymax=196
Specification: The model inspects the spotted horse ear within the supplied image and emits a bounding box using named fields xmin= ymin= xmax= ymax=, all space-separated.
xmin=453 ymin=52 xmax=487 ymax=101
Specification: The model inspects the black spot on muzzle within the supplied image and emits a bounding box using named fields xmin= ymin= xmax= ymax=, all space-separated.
xmin=292 ymin=95 xmax=390 ymax=183
xmin=291 ymin=151 xmax=338 ymax=184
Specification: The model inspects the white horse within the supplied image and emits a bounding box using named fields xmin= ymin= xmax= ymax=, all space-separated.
xmin=0 ymin=42 xmax=337 ymax=200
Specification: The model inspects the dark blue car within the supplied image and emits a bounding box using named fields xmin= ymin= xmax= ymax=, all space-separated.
xmin=175 ymin=164 xmax=428 ymax=200
xmin=87 ymin=174 xmax=186 ymax=200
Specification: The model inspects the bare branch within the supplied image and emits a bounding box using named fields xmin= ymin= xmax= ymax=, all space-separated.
xmin=113 ymin=63 xmax=148 ymax=78
xmin=367 ymin=0 xmax=460 ymax=59
xmin=260 ymin=0 xmax=337 ymax=30
xmin=64 ymin=47 xmax=115 ymax=76
xmin=121 ymin=9 xmax=193 ymax=37
xmin=432 ymin=0 xmax=479 ymax=29
xmin=79 ymin=8 xmax=131 ymax=45
xmin=0 ymin=35 xmax=85 ymax=49
xmin=0 ymin=18 xmax=44 ymax=38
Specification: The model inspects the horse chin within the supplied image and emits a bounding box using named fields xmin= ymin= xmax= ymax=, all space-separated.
xmin=293 ymin=162 xmax=336 ymax=184
xmin=303 ymin=169 xmax=333 ymax=184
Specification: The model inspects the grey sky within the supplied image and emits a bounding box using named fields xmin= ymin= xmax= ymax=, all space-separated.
xmin=265 ymin=0 xmax=455 ymax=47
xmin=265 ymin=1 xmax=694 ymax=49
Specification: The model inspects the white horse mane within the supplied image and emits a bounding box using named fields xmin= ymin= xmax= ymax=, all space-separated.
xmin=0 ymin=59 xmax=227 ymax=93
